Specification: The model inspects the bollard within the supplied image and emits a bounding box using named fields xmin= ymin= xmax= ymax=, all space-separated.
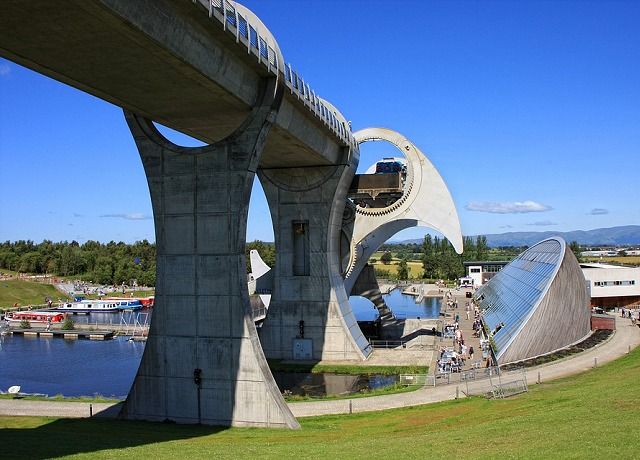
xmin=349 ymin=400 xmax=353 ymax=414
xmin=594 ymin=357 xmax=598 ymax=368
xmin=455 ymin=386 xmax=459 ymax=399
xmin=89 ymin=404 xmax=93 ymax=417
xmin=537 ymin=371 xmax=541 ymax=384
xmin=629 ymin=345 xmax=631 ymax=354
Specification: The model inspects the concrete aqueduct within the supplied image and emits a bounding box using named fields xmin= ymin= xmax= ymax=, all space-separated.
xmin=0 ymin=0 xmax=461 ymax=428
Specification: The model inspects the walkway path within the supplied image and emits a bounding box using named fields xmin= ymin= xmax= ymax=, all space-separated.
xmin=0 ymin=317 xmax=638 ymax=420
xmin=289 ymin=315 xmax=639 ymax=417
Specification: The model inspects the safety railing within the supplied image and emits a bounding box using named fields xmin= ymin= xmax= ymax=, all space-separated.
xmin=194 ymin=0 xmax=353 ymax=147
xmin=431 ymin=365 xmax=528 ymax=399
xmin=399 ymin=374 xmax=428 ymax=386
xmin=370 ymin=337 xmax=435 ymax=350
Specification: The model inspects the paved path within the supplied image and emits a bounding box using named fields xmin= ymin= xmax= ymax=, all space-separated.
xmin=1 ymin=317 xmax=638 ymax=420
xmin=289 ymin=315 xmax=640 ymax=417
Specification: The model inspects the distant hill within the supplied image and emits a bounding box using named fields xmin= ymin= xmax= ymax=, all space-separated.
xmin=398 ymin=225 xmax=640 ymax=247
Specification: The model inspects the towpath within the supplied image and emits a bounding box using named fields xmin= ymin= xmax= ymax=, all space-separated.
xmin=0 ymin=316 xmax=638 ymax=420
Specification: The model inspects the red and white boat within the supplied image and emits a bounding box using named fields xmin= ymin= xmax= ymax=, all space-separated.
xmin=6 ymin=311 xmax=65 ymax=326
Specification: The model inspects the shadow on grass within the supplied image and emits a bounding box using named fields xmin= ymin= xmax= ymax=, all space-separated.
xmin=0 ymin=412 xmax=228 ymax=459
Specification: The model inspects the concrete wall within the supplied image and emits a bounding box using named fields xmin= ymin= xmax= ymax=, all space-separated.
xmin=258 ymin=161 xmax=372 ymax=362
xmin=119 ymin=82 xmax=298 ymax=428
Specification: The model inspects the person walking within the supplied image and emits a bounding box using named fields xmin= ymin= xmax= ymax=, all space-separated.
xmin=469 ymin=346 xmax=474 ymax=361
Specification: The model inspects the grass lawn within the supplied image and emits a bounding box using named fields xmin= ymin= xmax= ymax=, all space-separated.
xmin=0 ymin=279 xmax=68 ymax=310
xmin=1 ymin=347 xmax=639 ymax=458
xmin=267 ymin=361 xmax=427 ymax=375
xmin=370 ymin=260 xmax=424 ymax=279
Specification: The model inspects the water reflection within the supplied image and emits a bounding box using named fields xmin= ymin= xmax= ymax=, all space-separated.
xmin=349 ymin=288 xmax=441 ymax=321
xmin=272 ymin=372 xmax=397 ymax=397
xmin=0 ymin=335 xmax=144 ymax=398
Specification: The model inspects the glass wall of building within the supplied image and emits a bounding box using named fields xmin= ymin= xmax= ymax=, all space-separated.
xmin=476 ymin=239 xmax=564 ymax=361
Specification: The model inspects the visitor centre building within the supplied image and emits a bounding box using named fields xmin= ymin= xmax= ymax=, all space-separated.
xmin=475 ymin=237 xmax=591 ymax=365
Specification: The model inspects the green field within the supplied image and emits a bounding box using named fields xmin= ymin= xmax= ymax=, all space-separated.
xmin=583 ymin=256 xmax=640 ymax=266
xmin=0 ymin=279 xmax=68 ymax=310
xmin=371 ymin=259 xmax=424 ymax=279
xmin=1 ymin=347 xmax=639 ymax=458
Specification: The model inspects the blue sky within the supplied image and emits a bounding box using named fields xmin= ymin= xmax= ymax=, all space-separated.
xmin=1 ymin=0 xmax=639 ymax=244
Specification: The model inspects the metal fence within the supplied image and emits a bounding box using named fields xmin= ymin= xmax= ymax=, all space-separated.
xmin=399 ymin=374 xmax=428 ymax=386
xmin=194 ymin=0 xmax=353 ymax=146
xmin=370 ymin=338 xmax=435 ymax=350
xmin=420 ymin=365 xmax=529 ymax=400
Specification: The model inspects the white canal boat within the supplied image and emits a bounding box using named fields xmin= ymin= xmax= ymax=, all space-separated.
xmin=55 ymin=299 xmax=142 ymax=313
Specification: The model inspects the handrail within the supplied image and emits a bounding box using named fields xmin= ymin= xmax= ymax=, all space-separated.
xmin=194 ymin=0 xmax=354 ymax=148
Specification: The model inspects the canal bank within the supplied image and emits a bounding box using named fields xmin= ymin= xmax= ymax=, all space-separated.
xmin=1 ymin=316 xmax=637 ymax=420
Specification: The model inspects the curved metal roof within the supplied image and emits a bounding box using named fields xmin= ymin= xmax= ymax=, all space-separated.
xmin=477 ymin=237 xmax=565 ymax=359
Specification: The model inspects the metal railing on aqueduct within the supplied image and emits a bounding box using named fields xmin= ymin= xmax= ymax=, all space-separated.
xmin=195 ymin=0 xmax=354 ymax=146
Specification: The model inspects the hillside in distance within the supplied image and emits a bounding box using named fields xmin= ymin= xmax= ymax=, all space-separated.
xmin=399 ymin=225 xmax=640 ymax=247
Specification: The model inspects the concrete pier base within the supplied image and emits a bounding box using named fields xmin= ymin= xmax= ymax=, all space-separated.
xmin=258 ymin=163 xmax=372 ymax=362
xmin=119 ymin=84 xmax=299 ymax=428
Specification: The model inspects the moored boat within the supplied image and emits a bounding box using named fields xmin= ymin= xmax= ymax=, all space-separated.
xmin=6 ymin=311 xmax=65 ymax=326
xmin=55 ymin=299 xmax=142 ymax=313
xmin=105 ymin=296 xmax=154 ymax=308
xmin=105 ymin=296 xmax=155 ymax=308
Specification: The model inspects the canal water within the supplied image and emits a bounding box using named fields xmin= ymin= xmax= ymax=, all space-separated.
xmin=350 ymin=287 xmax=441 ymax=321
xmin=0 ymin=289 xmax=436 ymax=398
xmin=0 ymin=334 xmax=144 ymax=398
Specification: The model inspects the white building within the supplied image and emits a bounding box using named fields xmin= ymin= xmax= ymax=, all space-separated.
xmin=466 ymin=260 xmax=640 ymax=309
xmin=580 ymin=263 xmax=640 ymax=308
xmin=464 ymin=261 xmax=509 ymax=287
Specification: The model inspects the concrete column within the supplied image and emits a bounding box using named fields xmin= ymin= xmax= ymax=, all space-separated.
xmin=257 ymin=159 xmax=372 ymax=362
xmin=350 ymin=264 xmax=392 ymax=318
xmin=119 ymin=82 xmax=299 ymax=428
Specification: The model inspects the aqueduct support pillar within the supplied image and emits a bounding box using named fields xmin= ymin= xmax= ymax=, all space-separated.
xmin=119 ymin=82 xmax=299 ymax=428
xmin=257 ymin=161 xmax=372 ymax=362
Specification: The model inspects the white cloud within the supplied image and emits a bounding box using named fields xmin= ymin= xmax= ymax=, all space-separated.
xmin=589 ymin=208 xmax=609 ymax=215
xmin=526 ymin=220 xmax=557 ymax=226
xmin=0 ymin=62 xmax=10 ymax=77
xmin=100 ymin=213 xmax=151 ymax=221
xmin=465 ymin=200 xmax=552 ymax=214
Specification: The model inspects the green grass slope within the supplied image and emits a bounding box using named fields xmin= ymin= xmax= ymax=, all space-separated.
xmin=0 ymin=279 xmax=67 ymax=309
xmin=0 ymin=346 xmax=638 ymax=458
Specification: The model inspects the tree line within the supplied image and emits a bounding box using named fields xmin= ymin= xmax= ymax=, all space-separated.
xmin=1 ymin=236 xmax=572 ymax=286
xmin=0 ymin=240 xmax=280 ymax=287
xmin=377 ymin=235 xmax=531 ymax=281
xmin=0 ymin=240 xmax=156 ymax=286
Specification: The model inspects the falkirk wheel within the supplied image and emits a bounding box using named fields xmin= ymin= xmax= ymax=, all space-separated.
xmin=342 ymin=128 xmax=463 ymax=309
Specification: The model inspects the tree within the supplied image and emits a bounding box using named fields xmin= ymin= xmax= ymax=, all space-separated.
xmin=569 ymin=241 xmax=583 ymax=262
xmin=397 ymin=258 xmax=409 ymax=280
xmin=475 ymin=235 xmax=488 ymax=261
xmin=422 ymin=235 xmax=437 ymax=278
xmin=380 ymin=251 xmax=393 ymax=265
xmin=19 ymin=251 xmax=41 ymax=273
xmin=93 ymin=257 xmax=114 ymax=285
